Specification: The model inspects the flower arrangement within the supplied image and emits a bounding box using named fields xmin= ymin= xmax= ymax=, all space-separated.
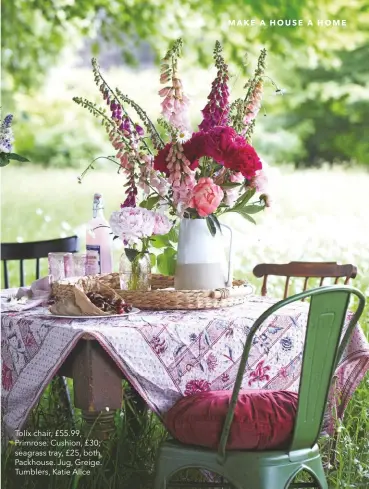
xmin=0 ymin=112 xmax=29 ymax=167
xmin=74 ymin=39 xmax=276 ymax=236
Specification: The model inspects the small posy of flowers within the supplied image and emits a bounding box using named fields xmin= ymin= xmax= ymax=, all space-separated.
xmin=0 ymin=112 xmax=29 ymax=167
xmin=75 ymin=39 xmax=279 ymax=235
xmin=109 ymin=207 xmax=172 ymax=251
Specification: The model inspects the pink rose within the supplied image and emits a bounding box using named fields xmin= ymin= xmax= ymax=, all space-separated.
xmin=189 ymin=177 xmax=224 ymax=217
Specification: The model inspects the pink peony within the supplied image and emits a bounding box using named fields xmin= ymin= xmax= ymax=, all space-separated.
xmin=250 ymin=169 xmax=268 ymax=192
xmin=224 ymin=172 xmax=245 ymax=206
xmin=153 ymin=213 xmax=172 ymax=235
xmin=109 ymin=207 xmax=155 ymax=244
xmin=189 ymin=177 xmax=224 ymax=217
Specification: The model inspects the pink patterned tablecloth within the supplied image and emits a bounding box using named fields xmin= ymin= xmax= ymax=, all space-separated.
xmin=2 ymin=294 xmax=369 ymax=438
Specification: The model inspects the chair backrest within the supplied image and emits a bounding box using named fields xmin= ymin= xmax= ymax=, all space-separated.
xmin=1 ymin=236 xmax=79 ymax=288
xmin=253 ymin=261 xmax=357 ymax=298
xmin=217 ymin=285 xmax=365 ymax=462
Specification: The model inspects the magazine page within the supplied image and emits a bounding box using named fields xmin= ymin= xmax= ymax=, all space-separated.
xmin=1 ymin=1 xmax=368 ymax=488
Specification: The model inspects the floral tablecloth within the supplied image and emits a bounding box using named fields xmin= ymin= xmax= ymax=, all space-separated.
xmin=2 ymin=293 xmax=369 ymax=439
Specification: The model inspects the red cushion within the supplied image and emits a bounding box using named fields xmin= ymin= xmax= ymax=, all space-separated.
xmin=164 ymin=390 xmax=298 ymax=450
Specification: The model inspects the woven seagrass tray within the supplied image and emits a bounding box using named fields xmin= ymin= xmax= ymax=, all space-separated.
xmin=52 ymin=273 xmax=251 ymax=310
xmin=106 ymin=273 xmax=249 ymax=310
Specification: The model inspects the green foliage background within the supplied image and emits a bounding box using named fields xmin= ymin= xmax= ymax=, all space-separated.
xmin=1 ymin=0 xmax=369 ymax=168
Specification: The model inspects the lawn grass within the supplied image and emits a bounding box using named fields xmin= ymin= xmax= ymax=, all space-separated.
xmin=1 ymin=164 xmax=369 ymax=488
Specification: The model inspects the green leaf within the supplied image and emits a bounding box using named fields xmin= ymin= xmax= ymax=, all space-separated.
xmin=210 ymin=214 xmax=222 ymax=234
xmin=234 ymin=187 xmax=256 ymax=208
xmin=220 ymin=182 xmax=242 ymax=189
xmin=149 ymin=253 xmax=156 ymax=268
xmin=140 ymin=195 xmax=161 ymax=210
xmin=0 ymin=154 xmax=10 ymax=167
xmin=124 ymin=248 xmax=140 ymax=262
xmin=167 ymin=225 xmax=179 ymax=243
xmin=232 ymin=210 xmax=257 ymax=224
xmin=150 ymin=234 xmax=169 ymax=249
xmin=240 ymin=204 xmax=264 ymax=214
xmin=7 ymin=153 xmax=29 ymax=162
xmin=157 ymin=247 xmax=177 ymax=275
xmin=206 ymin=216 xmax=216 ymax=236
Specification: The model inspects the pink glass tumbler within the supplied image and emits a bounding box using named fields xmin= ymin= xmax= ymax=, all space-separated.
xmin=64 ymin=253 xmax=74 ymax=278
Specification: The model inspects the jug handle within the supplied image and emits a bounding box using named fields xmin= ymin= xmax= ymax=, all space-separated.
xmin=220 ymin=224 xmax=233 ymax=286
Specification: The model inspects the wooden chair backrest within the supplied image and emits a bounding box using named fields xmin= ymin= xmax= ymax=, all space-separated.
xmin=253 ymin=261 xmax=357 ymax=299
xmin=1 ymin=236 xmax=79 ymax=288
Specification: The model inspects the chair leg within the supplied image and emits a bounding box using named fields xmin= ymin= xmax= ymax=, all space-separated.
xmin=277 ymin=458 xmax=327 ymax=489
xmin=242 ymin=463 xmax=325 ymax=489
xmin=304 ymin=457 xmax=328 ymax=489
xmin=153 ymin=458 xmax=169 ymax=489
xmin=154 ymin=450 xmax=214 ymax=489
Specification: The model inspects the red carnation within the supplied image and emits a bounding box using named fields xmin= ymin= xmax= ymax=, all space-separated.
xmin=210 ymin=126 xmax=240 ymax=153
xmin=153 ymin=125 xmax=262 ymax=180
xmin=224 ymin=143 xmax=262 ymax=179
xmin=182 ymin=131 xmax=207 ymax=167
xmin=153 ymin=143 xmax=171 ymax=174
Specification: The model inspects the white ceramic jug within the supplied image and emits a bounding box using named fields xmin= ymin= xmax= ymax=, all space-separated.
xmin=174 ymin=218 xmax=233 ymax=290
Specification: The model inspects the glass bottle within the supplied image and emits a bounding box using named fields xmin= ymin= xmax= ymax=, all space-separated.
xmin=119 ymin=249 xmax=151 ymax=291
xmin=86 ymin=193 xmax=113 ymax=274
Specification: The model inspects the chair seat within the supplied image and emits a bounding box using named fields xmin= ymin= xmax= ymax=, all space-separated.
xmin=164 ymin=389 xmax=298 ymax=451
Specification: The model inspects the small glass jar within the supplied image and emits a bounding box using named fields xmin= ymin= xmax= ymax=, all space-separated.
xmin=119 ymin=250 xmax=151 ymax=291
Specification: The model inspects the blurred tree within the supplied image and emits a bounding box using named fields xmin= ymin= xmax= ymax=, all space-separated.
xmin=2 ymin=0 xmax=369 ymax=167
xmin=279 ymin=44 xmax=369 ymax=167
xmin=2 ymin=0 xmax=369 ymax=91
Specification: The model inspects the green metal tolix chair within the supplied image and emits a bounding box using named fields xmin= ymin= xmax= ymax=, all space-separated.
xmin=154 ymin=285 xmax=366 ymax=489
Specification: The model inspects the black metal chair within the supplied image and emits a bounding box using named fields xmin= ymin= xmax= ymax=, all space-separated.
xmin=1 ymin=235 xmax=79 ymax=288
xmin=1 ymin=235 xmax=79 ymax=422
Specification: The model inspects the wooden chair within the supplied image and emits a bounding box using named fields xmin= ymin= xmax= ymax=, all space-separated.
xmin=1 ymin=235 xmax=79 ymax=288
xmin=154 ymin=286 xmax=366 ymax=489
xmin=1 ymin=236 xmax=79 ymax=422
xmin=253 ymin=261 xmax=357 ymax=299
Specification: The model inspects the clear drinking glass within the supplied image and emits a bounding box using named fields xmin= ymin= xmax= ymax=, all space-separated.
xmin=64 ymin=253 xmax=74 ymax=277
xmin=72 ymin=253 xmax=87 ymax=277
xmin=48 ymin=253 xmax=67 ymax=283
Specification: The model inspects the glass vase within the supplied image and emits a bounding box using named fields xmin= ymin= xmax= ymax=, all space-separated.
xmin=119 ymin=249 xmax=151 ymax=291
